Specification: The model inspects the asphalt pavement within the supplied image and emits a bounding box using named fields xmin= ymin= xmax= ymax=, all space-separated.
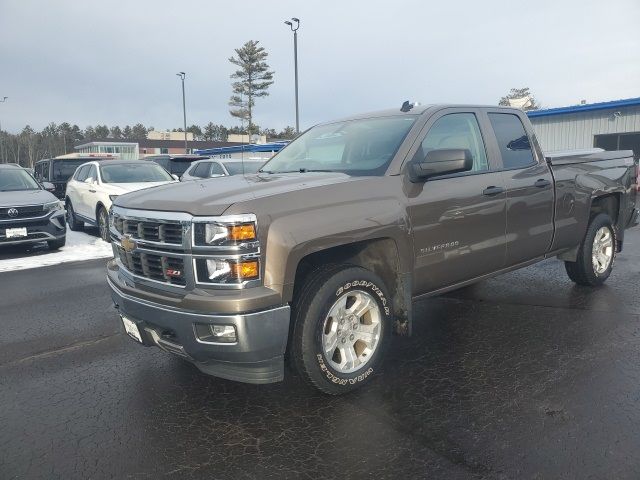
xmin=1 ymin=229 xmax=639 ymax=479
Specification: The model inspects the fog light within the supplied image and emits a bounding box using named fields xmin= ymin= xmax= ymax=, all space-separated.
xmin=194 ymin=323 xmax=237 ymax=343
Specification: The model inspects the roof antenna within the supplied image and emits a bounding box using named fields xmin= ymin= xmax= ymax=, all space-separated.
xmin=400 ymin=100 xmax=415 ymax=112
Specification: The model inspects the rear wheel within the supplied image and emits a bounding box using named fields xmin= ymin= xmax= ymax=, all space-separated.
xmin=98 ymin=207 xmax=110 ymax=243
xmin=565 ymin=213 xmax=616 ymax=286
xmin=290 ymin=265 xmax=392 ymax=395
xmin=66 ymin=200 xmax=83 ymax=231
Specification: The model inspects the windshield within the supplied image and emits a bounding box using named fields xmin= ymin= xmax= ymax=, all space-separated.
xmin=52 ymin=160 xmax=87 ymax=181
xmin=168 ymin=160 xmax=196 ymax=175
xmin=100 ymin=163 xmax=173 ymax=183
xmin=224 ymin=161 xmax=264 ymax=175
xmin=0 ymin=168 xmax=41 ymax=192
xmin=260 ymin=116 xmax=417 ymax=175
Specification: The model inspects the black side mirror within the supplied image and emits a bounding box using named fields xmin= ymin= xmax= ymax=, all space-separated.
xmin=409 ymin=148 xmax=473 ymax=182
xmin=42 ymin=181 xmax=56 ymax=192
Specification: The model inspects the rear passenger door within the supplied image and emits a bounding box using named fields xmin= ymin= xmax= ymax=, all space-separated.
xmin=484 ymin=110 xmax=554 ymax=266
xmin=406 ymin=108 xmax=508 ymax=294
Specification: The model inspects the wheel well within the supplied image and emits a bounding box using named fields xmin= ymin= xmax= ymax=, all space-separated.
xmin=590 ymin=194 xmax=620 ymax=223
xmin=95 ymin=202 xmax=106 ymax=221
xmin=293 ymin=238 xmax=411 ymax=335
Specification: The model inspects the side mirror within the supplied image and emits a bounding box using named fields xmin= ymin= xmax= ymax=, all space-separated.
xmin=42 ymin=181 xmax=56 ymax=192
xmin=409 ymin=148 xmax=473 ymax=182
xmin=85 ymin=177 xmax=96 ymax=184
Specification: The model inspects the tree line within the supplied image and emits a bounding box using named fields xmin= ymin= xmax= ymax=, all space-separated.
xmin=0 ymin=122 xmax=296 ymax=167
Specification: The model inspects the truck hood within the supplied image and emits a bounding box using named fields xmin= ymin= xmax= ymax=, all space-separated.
xmin=113 ymin=172 xmax=358 ymax=216
xmin=0 ymin=189 xmax=58 ymax=207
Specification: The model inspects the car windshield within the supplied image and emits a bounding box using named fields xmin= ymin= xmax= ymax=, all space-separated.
xmin=100 ymin=163 xmax=173 ymax=183
xmin=224 ymin=161 xmax=264 ymax=175
xmin=52 ymin=160 xmax=87 ymax=181
xmin=260 ymin=116 xmax=417 ymax=175
xmin=0 ymin=168 xmax=41 ymax=192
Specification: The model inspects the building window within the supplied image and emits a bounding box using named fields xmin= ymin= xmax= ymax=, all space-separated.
xmin=161 ymin=148 xmax=169 ymax=154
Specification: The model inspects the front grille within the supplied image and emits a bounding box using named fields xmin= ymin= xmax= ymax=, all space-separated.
xmin=116 ymin=245 xmax=186 ymax=286
xmin=114 ymin=217 xmax=183 ymax=245
xmin=0 ymin=205 xmax=45 ymax=220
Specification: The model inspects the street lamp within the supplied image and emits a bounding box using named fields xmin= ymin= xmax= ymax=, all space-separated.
xmin=176 ymin=72 xmax=188 ymax=154
xmin=284 ymin=17 xmax=300 ymax=133
xmin=0 ymin=97 xmax=7 ymax=163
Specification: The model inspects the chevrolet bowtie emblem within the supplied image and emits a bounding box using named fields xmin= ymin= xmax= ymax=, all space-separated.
xmin=121 ymin=235 xmax=137 ymax=253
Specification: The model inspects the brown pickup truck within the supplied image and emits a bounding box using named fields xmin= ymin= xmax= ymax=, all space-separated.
xmin=107 ymin=104 xmax=639 ymax=394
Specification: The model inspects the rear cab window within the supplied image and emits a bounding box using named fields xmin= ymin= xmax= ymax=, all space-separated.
xmin=488 ymin=113 xmax=535 ymax=169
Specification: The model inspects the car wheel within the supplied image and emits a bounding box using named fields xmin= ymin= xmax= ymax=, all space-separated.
xmin=291 ymin=265 xmax=392 ymax=395
xmin=66 ymin=201 xmax=83 ymax=231
xmin=98 ymin=207 xmax=110 ymax=243
xmin=47 ymin=236 xmax=66 ymax=250
xmin=565 ymin=213 xmax=616 ymax=286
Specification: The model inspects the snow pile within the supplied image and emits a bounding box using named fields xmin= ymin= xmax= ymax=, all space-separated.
xmin=0 ymin=230 xmax=113 ymax=273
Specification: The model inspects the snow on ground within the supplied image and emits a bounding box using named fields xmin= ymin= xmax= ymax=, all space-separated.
xmin=0 ymin=230 xmax=113 ymax=273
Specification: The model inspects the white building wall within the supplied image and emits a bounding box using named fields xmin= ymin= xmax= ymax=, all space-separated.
xmin=530 ymin=105 xmax=640 ymax=152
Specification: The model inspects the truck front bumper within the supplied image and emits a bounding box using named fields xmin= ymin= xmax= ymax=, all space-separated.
xmin=107 ymin=276 xmax=291 ymax=384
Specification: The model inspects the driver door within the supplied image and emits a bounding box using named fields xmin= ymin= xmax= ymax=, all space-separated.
xmin=77 ymin=164 xmax=98 ymax=219
xmin=405 ymin=109 xmax=507 ymax=294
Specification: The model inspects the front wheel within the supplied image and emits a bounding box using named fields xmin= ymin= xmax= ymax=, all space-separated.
xmin=98 ymin=207 xmax=110 ymax=243
xmin=291 ymin=265 xmax=392 ymax=395
xmin=565 ymin=213 xmax=616 ymax=286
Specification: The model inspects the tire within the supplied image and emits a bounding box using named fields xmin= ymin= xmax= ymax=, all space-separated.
xmin=291 ymin=265 xmax=393 ymax=395
xmin=47 ymin=236 xmax=66 ymax=250
xmin=97 ymin=206 xmax=110 ymax=243
xmin=565 ymin=213 xmax=616 ymax=286
xmin=66 ymin=200 xmax=83 ymax=231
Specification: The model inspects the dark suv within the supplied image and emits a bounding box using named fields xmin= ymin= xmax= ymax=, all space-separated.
xmin=0 ymin=164 xmax=66 ymax=250
xmin=34 ymin=157 xmax=110 ymax=199
xmin=143 ymin=154 xmax=210 ymax=177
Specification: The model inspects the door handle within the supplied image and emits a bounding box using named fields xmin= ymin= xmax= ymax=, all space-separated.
xmin=534 ymin=179 xmax=551 ymax=188
xmin=482 ymin=186 xmax=505 ymax=196
xmin=89 ymin=189 xmax=96 ymax=193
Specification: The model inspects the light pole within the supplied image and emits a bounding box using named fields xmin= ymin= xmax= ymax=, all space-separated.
xmin=0 ymin=97 xmax=7 ymax=163
xmin=176 ymin=72 xmax=188 ymax=154
xmin=284 ymin=17 xmax=300 ymax=133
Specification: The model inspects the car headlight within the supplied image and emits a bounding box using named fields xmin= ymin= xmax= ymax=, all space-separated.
xmin=44 ymin=201 xmax=64 ymax=212
xmin=109 ymin=194 xmax=119 ymax=201
xmin=193 ymin=214 xmax=257 ymax=246
xmin=194 ymin=257 xmax=260 ymax=284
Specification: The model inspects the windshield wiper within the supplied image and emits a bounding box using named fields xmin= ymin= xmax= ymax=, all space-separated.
xmin=259 ymin=168 xmax=333 ymax=174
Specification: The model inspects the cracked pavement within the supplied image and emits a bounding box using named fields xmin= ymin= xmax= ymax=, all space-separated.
xmin=1 ymin=229 xmax=639 ymax=479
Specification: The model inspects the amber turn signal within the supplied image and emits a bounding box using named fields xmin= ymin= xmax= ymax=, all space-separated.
xmin=227 ymin=223 xmax=256 ymax=241
xmin=230 ymin=261 xmax=259 ymax=280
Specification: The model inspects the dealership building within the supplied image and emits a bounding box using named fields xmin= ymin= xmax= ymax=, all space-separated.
xmin=528 ymin=97 xmax=640 ymax=158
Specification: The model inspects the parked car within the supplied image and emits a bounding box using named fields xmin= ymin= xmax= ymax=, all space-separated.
xmin=65 ymin=160 xmax=175 ymax=242
xmin=34 ymin=156 xmax=116 ymax=199
xmin=143 ymin=154 xmax=210 ymax=178
xmin=107 ymin=103 xmax=638 ymax=395
xmin=180 ymin=159 xmax=264 ymax=181
xmin=0 ymin=164 xmax=66 ymax=250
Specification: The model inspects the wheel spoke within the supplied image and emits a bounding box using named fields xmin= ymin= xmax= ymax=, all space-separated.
xmin=323 ymin=331 xmax=338 ymax=355
xmin=339 ymin=345 xmax=359 ymax=370
xmin=347 ymin=293 xmax=374 ymax=318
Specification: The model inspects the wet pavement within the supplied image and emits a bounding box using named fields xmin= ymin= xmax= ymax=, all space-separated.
xmin=1 ymin=229 xmax=639 ymax=479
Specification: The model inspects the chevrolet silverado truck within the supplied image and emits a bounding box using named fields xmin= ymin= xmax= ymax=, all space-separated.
xmin=107 ymin=103 xmax=639 ymax=395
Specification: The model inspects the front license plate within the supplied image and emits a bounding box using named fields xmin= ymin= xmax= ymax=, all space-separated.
xmin=121 ymin=315 xmax=142 ymax=343
xmin=6 ymin=227 xmax=27 ymax=239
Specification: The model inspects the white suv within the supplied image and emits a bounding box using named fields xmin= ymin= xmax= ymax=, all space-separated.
xmin=65 ymin=160 xmax=175 ymax=242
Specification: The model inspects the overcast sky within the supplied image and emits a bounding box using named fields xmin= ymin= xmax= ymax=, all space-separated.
xmin=0 ymin=0 xmax=638 ymax=133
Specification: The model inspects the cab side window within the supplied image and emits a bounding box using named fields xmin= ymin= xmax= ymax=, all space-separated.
xmin=85 ymin=165 xmax=97 ymax=182
xmin=192 ymin=162 xmax=210 ymax=178
xmin=209 ymin=162 xmax=225 ymax=176
xmin=74 ymin=165 xmax=89 ymax=181
xmin=419 ymin=113 xmax=489 ymax=172
xmin=488 ymin=113 xmax=535 ymax=169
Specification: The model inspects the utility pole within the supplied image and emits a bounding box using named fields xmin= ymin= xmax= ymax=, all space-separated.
xmin=176 ymin=72 xmax=188 ymax=153
xmin=284 ymin=18 xmax=300 ymax=133
xmin=0 ymin=97 xmax=7 ymax=163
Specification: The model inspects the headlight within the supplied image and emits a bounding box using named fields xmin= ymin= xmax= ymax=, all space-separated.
xmin=109 ymin=194 xmax=119 ymax=201
xmin=193 ymin=214 xmax=257 ymax=246
xmin=44 ymin=201 xmax=64 ymax=212
xmin=194 ymin=257 xmax=260 ymax=284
